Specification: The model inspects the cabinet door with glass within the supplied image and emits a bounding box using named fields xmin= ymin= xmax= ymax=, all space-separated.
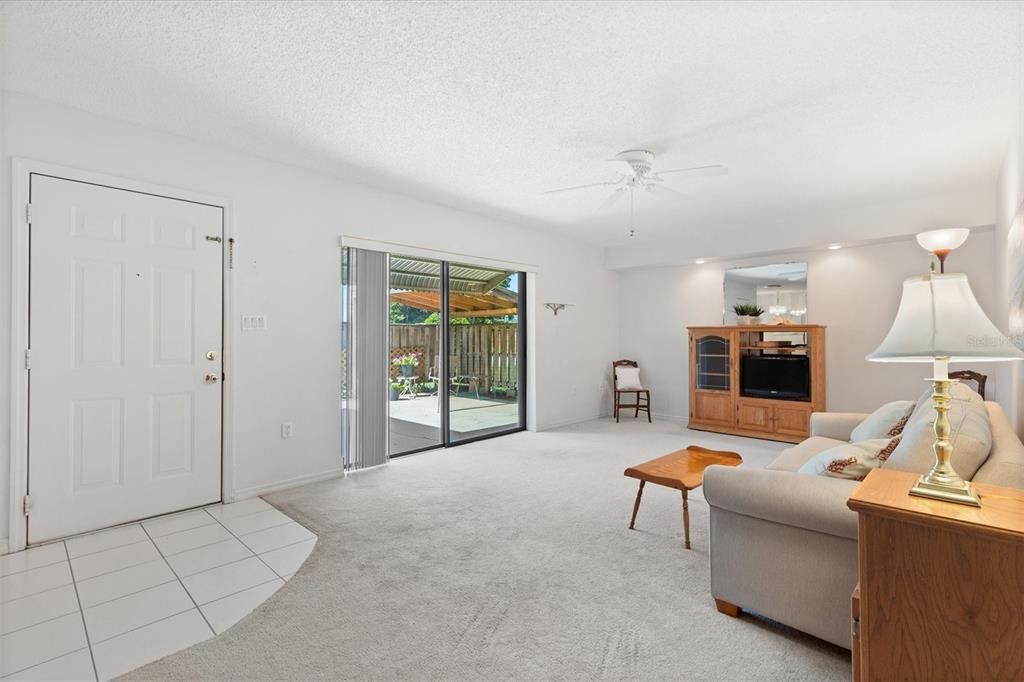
xmin=691 ymin=331 xmax=734 ymax=426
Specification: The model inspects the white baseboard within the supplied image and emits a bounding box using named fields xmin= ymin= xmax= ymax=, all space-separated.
xmin=537 ymin=414 xmax=606 ymax=431
xmin=230 ymin=466 xmax=346 ymax=501
xmin=651 ymin=412 xmax=688 ymax=424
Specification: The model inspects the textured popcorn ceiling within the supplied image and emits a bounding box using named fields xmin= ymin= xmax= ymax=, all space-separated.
xmin=2 ymin=1 xmax=1023 ymax=245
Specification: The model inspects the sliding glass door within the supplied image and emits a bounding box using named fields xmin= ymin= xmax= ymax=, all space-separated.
xmin=385 ymin=254 xmax=526 ymax=456
xmin=446 ymin=264 xmax=525 ymax=443
xmin=387 ymin=256 xmax=444 ymax=456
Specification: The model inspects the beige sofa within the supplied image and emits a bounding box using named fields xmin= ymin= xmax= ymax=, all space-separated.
xmin=703 ymin=400 xmax=1024 ymax=649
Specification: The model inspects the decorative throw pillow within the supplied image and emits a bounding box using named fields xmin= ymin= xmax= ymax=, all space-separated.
xmin=798 ymin=438 xmax=898 ymax=481
xmin=849 ymin=401 xmax=916 ymax=442
xmin=887 ymin=412 xmax=912 ymax=437
xmin=615 ymin=367 xmax=643 ymax=390
xmin=884 ymin=383 xmax=992 ymax=480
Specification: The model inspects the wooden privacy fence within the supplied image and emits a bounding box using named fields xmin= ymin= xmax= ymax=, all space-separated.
xmin=389 ymin=323 xmax=519 ymax=395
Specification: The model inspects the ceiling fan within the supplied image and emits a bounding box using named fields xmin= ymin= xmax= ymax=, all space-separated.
xmin=544 ymin=149 xmax=727 ymax=210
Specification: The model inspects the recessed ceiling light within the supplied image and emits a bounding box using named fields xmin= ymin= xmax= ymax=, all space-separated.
xmin=827 ymin=243 xmax=842 ymax=250
xmin=695 ymin=258 xmax=706 ymax=264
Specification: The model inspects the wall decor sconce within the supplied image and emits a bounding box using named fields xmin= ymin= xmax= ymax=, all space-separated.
xmin=544 ymin=303 xmax=573 ymax=316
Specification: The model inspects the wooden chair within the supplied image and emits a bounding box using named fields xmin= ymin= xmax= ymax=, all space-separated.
xmin=950 ymin=370 xmax=987 ymax=399
xmin=612 ymin=360 xmax=651 ymax=423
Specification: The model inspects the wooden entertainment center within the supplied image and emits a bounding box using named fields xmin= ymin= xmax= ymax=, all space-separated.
xmin=687 ymin=325 xmax=826 ymax=443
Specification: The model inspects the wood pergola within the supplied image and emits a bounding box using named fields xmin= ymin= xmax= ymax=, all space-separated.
xmin=388 ymin=256 xmax=519 ymax=318
xmin=389 ymin=290 xmax=517 ymax=318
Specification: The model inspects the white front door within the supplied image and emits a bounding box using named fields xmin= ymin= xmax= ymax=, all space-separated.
xmin=28 ymin=174 xmax=224 ymax=543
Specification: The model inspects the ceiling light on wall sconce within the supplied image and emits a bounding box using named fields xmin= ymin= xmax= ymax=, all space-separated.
xmin=544 ymin=302 xmax=574 ymax=316
xmin=827 ymin=243 xmax=843 ymax=251
xmin=695 ymin=258 xmax=706 ymax=264
xmin=916 ymin=228 xmax=970 ymax=273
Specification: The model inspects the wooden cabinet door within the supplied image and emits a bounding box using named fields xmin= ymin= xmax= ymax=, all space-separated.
xmin=736 ymin=400 xmax=772 ymax=432
xmin=774 ymin=403 xmax=811 ymax=438
xmin=693 ymin=391 xmax=733 ymax=426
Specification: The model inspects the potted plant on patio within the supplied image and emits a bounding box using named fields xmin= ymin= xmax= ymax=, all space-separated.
xmin=733 ymin=303 xmax=765 ymax=326
xmin=389 ymin=381 xmax=403 ymax=401
xmin=392 ymin=354 xmax=419 ymax=377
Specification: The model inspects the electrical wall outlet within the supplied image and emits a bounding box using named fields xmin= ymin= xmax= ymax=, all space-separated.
xmin=281 ymin=422 xmax=293 ymax=439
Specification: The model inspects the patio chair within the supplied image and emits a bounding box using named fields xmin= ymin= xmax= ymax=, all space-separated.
xmin=429 ymin=356 xmax=480 ymax=400
xmin=612 ymin=359 xmax=651 ymax=423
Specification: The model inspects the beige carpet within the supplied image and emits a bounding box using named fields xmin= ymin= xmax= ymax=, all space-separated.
xmin=127 ymin=419 xmax=851 ymax=680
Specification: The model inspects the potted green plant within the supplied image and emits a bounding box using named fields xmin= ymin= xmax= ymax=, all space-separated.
xmin=733 ymin=303 xmax=765 ymax=326
xmin=392 ymin=354 xmax=419 ymax=377
xmin=389 ymin=381 xmax=403 ymax=401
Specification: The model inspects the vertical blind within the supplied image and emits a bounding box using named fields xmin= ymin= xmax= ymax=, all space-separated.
xmin=345 ymin=248 xmax=389 ymax=470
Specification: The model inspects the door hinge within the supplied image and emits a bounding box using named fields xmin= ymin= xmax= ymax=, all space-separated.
xmin=25 ymin=203 xmax=34 ymax=224
xmin=23 ymin=495 xmax=32 ymax=516
xmin=24 ymin=348 xmax=32 ymax=370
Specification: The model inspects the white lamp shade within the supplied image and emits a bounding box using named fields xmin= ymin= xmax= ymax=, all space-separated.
xmin=916 ymin=228 xmax=970 ymax=253
xmin=867 ymin=273 xmax=1024 ymax=363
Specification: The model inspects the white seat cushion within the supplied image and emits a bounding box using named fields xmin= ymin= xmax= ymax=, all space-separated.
xmin=615 ymin=366 xmax=643 ymax=390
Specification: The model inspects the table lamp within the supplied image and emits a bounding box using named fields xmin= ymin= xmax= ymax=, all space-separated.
xmin=867 ymin=228 xmax=1024 ymax=506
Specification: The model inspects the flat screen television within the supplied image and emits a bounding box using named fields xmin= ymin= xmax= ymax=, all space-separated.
xmin=741 ymin=355 xmax=810 ymax=401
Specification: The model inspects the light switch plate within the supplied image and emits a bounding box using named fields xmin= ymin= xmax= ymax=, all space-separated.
xmin=242 ymin=314 xmax=268 ymax=331
xmin=281 ymin=422 xmax=293 ymax=439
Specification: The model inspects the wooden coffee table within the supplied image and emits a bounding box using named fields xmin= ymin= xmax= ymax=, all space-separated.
xmin=624 ymin=445 xmax=742 ymax=549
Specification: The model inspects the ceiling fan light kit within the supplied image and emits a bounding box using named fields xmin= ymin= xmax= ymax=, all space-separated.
xmin=544 ymin=149 xmax=727 ymax=200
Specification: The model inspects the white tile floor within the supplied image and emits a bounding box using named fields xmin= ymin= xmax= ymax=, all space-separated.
xmin=0 ymin=498 xmax=316 ymax=681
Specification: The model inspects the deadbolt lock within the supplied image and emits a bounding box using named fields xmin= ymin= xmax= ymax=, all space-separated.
xmin=205 ymin=373 xmax=220 ymax=384
xmin=206 ymin=351 xmax=218 ymax=361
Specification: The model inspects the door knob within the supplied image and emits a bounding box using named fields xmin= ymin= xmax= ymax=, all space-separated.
xmin=206 ymin=351 xmax=218 ymax=361
xmin=205 ymin=373 xmax=220 ymax=384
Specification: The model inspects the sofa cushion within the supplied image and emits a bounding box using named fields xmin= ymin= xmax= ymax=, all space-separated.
xmin=971 ymin=461 xmax=1024 ymax=490
xmin=849 ymin=401 xmax=915 ymax=441
xmin=768 ymin=437 xmax=846 ymax=472
xmin=884 ymin=383 xmax=992 ymax=480
xmin=798 ymin=438 xmax=900 ymax=480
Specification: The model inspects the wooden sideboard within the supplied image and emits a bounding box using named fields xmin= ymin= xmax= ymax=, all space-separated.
xmin=848 ymin=469 xmax=1024 ymax=681
xmin=687 ymin=325 xmax=826 ymax=443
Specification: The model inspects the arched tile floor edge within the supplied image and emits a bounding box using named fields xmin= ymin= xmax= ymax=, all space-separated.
xmin=0 ymin=498 xmax=317 ymax=681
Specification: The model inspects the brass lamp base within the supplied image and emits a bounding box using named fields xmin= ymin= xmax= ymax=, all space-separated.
xmin=909 ymin=370 xmax=982 ymax=508
xmin=909 ymin=476 xmax=981 ymax=507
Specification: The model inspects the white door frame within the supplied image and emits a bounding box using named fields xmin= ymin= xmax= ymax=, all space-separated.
xmin=7 ymin=158 xmax=237 ymax=553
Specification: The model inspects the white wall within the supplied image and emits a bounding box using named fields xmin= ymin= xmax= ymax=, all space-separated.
xmin=0 ymin=93 xmax=619 ymax=548
xmin=994 ymin=83 xmax=1024 ymax=435
xmin=619 ymin=232 xmax=997 ymax=421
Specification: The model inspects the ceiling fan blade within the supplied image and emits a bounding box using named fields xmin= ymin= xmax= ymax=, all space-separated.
xmin=655 ymin=164 xmax=728 ymax=178
xmin=597 ymin=187 xmax=628 ymax=212
xmin=544 ymin=176 xmax=625 ymax=194
xmin=647 ymin=183 xmax=692 ymax=202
